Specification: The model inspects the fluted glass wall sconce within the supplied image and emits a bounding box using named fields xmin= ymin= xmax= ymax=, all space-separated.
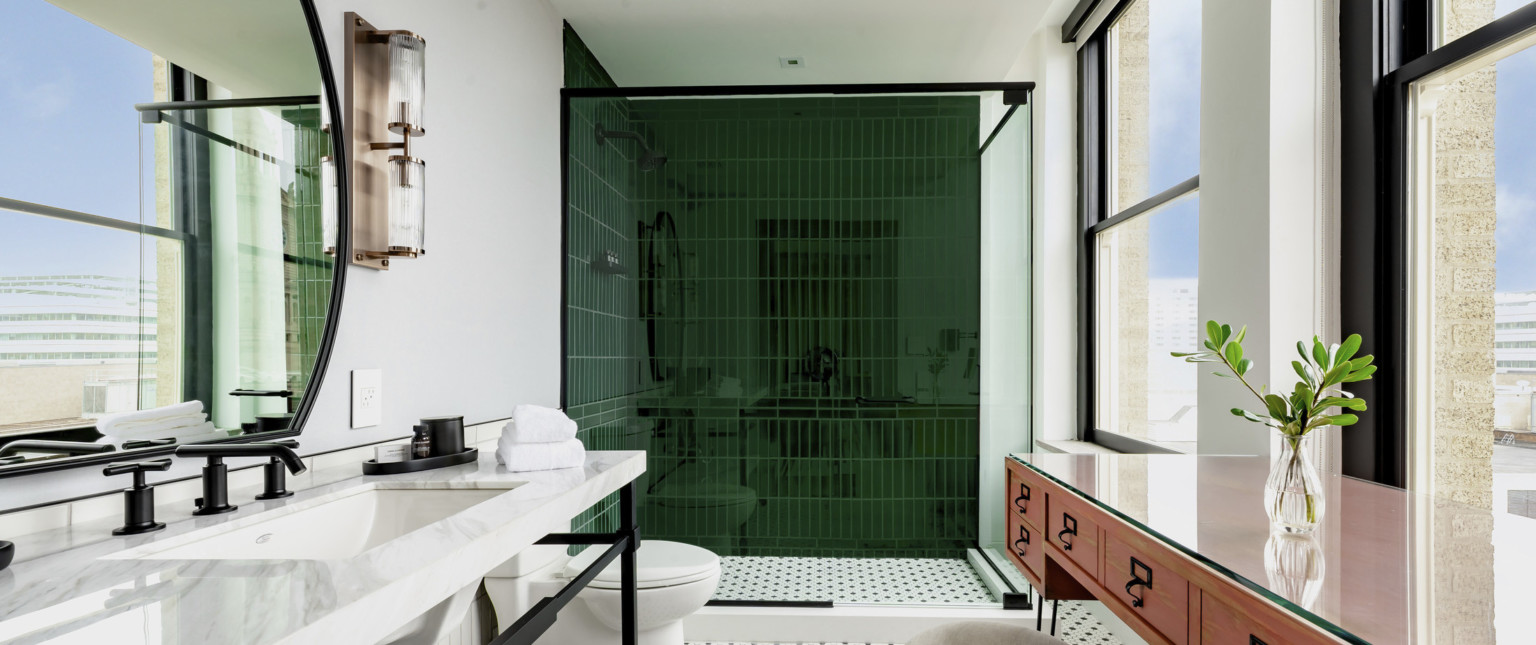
xmin=321 ymin=156 xmax=338 ymax=255
xmin=344 ymin=12 xmax=427 ymax=270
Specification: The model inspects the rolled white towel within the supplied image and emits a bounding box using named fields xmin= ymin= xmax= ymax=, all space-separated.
xmin=97 ymin=401 xmax=206 ymax=436
xmin=505 ymin=404 xmax=578 ymax=444
xmin=496 ymin=437 xmax=585 ymax=472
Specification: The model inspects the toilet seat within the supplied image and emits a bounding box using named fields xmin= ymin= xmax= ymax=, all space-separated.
xmin=564 ymin=540 xmax=720 ymax=590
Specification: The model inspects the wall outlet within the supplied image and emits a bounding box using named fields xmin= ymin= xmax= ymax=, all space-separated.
xmin=351 ymin=369 xmax=382 ymax=429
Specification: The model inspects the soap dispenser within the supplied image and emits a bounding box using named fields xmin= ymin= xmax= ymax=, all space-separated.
xmin=412 ymin=425 xmax=432 ymax=458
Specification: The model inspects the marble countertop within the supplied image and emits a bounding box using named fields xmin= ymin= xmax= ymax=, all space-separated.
xmin=0 ymin=447 xmax=646 ymax=644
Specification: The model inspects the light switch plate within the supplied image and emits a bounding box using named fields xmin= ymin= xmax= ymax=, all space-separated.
xmin=351 ymin=369 xmax=382 ymax=428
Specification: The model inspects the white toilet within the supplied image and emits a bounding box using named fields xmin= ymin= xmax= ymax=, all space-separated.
xmin=484 ymin=539 xmax=721 ymax=645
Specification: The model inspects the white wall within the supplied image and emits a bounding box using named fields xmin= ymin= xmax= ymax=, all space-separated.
xmin=1197 ymin=0 xmax=1322 ymax=455
xmin=0 ymin=0 xmax=565 ymax=512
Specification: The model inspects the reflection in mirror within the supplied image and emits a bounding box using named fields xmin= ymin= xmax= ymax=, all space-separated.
xmin=0 ymin=0 xmax=339 ymax=471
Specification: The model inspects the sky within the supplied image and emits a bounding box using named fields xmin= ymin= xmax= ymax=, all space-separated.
xmin=1143 ymin=0 xmax=1201 ymax=280
xmin=1495 ymin=0 xmax=1536 ymax=292
xmin=0 ymin=1 xmax=153 ymax=278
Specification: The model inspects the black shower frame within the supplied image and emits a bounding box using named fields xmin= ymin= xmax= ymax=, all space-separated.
xmin=558 ymin=81 xmax=1036 ymax=608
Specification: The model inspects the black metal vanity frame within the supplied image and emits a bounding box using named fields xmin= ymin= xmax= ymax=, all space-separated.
xmin=491 ymin=482 xmax=640 ymax=645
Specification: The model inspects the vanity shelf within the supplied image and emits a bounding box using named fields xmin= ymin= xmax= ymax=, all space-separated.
xmin=362 ymin=448 xmax=478 ymax=475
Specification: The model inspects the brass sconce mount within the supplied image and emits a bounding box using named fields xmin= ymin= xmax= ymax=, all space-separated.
xmin=344 ymin=12 xmax=427 ymax=270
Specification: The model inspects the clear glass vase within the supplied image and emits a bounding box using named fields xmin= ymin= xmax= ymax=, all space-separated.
xmin=1264 ymin=431 xmax=1324 ymax=534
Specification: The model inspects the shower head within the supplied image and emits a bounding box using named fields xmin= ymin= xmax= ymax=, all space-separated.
xmin=595 ymin=123 xmax=667 ymax=172
xmin=638 ymin=149 xmax=668 ymax=172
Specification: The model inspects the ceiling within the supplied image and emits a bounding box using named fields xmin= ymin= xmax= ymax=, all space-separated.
xmin=49 ymin=0 xmax=321 ymax=98
xmin=551 ymin=0 xmax=1050 ymax=87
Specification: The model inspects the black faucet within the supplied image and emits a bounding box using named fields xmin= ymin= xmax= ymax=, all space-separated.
xmin=255 ymin=440 xmax=301 ymax=500
xmin=175 ymin=443 xmax=307 ymax=515
xmin=103 ymin=459 xmax=173 ymax=535
xmin=0 ymin=440 xmax=116 ymax=458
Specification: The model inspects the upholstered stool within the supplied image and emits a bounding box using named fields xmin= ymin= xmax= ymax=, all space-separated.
xmin=906 ymin=620 xmax=1068 ymax=645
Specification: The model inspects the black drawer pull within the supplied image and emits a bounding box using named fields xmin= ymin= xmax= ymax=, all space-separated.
xmin=1013 ymin=482 xmax=1031 ymax=514
xmin=1250 ymin=637 xmax=1268 ymax=645
xmin=1058 ymin=513 xmax=1077 ymax=550
xmin=1014 ymin=525 xmax=1030 ymax=557
xmin=1125 ymin=557 xmax=1153 ymax=608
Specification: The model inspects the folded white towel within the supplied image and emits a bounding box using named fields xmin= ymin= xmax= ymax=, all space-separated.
xmin=97 ymin=401 xmax=206 ymax=436
xmin=100 ymin=414 xmax=209 ymax=437
xmin=496 ymin=437 xmax=585 ymax=472
xmin=504 ymin=404 xmax=578 ymax=444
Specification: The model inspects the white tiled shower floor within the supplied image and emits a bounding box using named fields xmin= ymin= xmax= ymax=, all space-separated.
xmin=702 ymin=556 xmax=1125 ymax=644
xmin=712 ymin=556 xmax=996 ymax=604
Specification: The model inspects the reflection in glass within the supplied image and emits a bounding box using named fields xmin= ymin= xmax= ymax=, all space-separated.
xmin=1264 ymin=532 xmax=1326 ymax=611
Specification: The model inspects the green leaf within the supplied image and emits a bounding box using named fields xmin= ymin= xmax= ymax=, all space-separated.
xmin=1221 ymin=324 xmax=1233 ymax=345
xmin=1207 ymin=320 xmax=1222 ymax=345
xmin=1312 ymin=338 xmax=1328 ymax=369
xmin=1213 ymin=371 xmax=1234 ymax=378
xmin=1343 ymin=364 xmax=1377 ymax=382
xmin=1297 ymin=341 xmax=1311 ymax=364
xmin=1329 ymin=414 xmax=1359 ymax=426
xmin=1348 ymin=355 xmax=1374 ymax=370
xmin=1292 ymin=361 xmax=1314 ymax=387
xmin=1318 ymin=397 xmax=1367 ymax=411
xmin=1338 ymin=334 xmax=1362 ymax=364
xmin=1234 ymin=325 xmax=1248 ymax=344
xmin=1171 ymin=351 xmax=1199 ymax=357
xmin=1237 ymin=358 xmax=1254 ymax=376
xmin=1321 ymin=364 xmax=1348 ymax=388
xmin=1204 ymin=340 xmax=1218 ymax=351
xmin=1264 ymin=394 xmax=1289 ymax=419
xmin=1225 ymin=341 xmax=1244 ymax=367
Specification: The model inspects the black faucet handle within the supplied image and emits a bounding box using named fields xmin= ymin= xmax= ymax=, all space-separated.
xmin=255 ymin=440 xmax=302 ymax=501
xmin=104 ymin=458 xmax=173 ymax=480
xmin=103 ymin=459 xmax=172 ymax=536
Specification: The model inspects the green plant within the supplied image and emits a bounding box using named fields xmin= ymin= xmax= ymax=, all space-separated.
xmin=1172 ymin=321 xmax=1376 ymax=438
xmin=1174 ymin=322 xmax=1376 ymax=527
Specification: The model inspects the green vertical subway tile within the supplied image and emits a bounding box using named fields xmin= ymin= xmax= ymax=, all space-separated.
xmin=566 ymin=93 xmax=982 ymax=559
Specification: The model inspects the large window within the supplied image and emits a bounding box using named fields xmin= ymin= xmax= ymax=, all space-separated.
xmin=1404 ymin=8 xmax=1536 ymax=513
xmin=1080 ymin=0 xmax=1202 ymax=453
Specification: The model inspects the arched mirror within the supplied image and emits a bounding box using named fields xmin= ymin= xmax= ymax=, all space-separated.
xmin=0 ymin=0 xmax=346 ymax=475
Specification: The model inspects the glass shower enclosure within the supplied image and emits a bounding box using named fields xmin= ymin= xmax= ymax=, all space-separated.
xmin=562 ymin=84 xmax=1032 ymax=606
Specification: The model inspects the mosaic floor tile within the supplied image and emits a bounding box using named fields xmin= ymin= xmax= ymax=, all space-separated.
xmin=712 ymin=556 xmax=996 ymax=604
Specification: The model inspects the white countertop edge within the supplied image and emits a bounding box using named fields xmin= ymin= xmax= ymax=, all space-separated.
xmin=0 ymin=448 xmax=646 ymax=645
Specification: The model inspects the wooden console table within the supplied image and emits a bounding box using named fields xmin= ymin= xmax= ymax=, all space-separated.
xmin=1005 ymin=454 xmax=1536 ymax=644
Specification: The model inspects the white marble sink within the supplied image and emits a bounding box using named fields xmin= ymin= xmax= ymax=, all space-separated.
xmin=107 ymin=482 xmax=521 ymax=561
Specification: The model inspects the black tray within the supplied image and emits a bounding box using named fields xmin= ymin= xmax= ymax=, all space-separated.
xmin=362 ymin=448 xmax=478 ymax=475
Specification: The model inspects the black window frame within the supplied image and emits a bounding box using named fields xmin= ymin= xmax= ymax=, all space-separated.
xmin=1340 ymin=0 xmax=1536 ymax=487
xmin=1074 ymin=0 xmax=1201 ymax=455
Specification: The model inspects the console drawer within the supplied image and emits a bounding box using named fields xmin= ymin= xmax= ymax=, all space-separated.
xmin=1004 ymin=503 xmax=1045 ymax=584
xmin=1201 ymin=587 xmax=1338 ymax=645
xmin=1007 ymin=462 xmax=1048 ymax=530
xmin=1046 ymin=491 xmax=1101 ymax=579
xmin=1104 ymin=533 xmax=1191 ymax=644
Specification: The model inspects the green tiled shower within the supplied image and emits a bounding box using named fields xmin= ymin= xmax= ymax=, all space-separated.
xmin=563 ymin=25 xmax=1026 ymax=603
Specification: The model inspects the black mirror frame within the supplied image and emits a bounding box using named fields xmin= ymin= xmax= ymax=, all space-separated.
xmin=0 ymin=0 xmax=349 ymax=479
